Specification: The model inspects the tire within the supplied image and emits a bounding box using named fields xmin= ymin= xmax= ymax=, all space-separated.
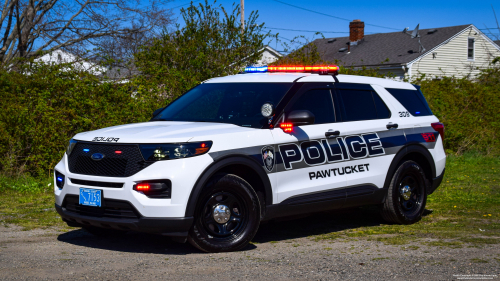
xmin=188 ymin=174 xmax=261 ymax=253
xmin=381 ymin=160 xmax=428 ymax=224
xmin=82 ymin=226 xmax=126 ymax=237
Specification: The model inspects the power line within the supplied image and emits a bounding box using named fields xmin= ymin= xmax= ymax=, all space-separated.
xmin=169 ymin=0 xmax=203 ymax=10
xmin=263 ymin=26 xmax=349 ymax=33
xmin=263 ymin=26 xmax=377 ymax=35
xmin=270 ymin=0 xmax=400 ymax=31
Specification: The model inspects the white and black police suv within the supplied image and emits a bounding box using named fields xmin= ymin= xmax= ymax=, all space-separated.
xmin=54 ymin=65 xmax=446 ymax=252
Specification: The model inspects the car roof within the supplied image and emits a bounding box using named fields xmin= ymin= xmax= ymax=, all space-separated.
xmin=204 ymin=73 xmax=415 ymax=90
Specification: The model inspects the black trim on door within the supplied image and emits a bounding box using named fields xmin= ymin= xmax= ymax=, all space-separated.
xmin=263 ymin=184 xmax=386 ymax=221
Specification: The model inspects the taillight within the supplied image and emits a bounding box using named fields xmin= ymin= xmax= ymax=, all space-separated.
xmin=280 ymin=123 xmax=293 ymax=133
xmin=431 ymin=122 xmax=444 ymax=140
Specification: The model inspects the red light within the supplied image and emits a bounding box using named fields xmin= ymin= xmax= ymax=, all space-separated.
xmin=201 ymin=143 xmax=206 ymax=148
xmin=268 ymin=65 xmax=338 ymax=74
xmin=280 ymin=123 xmax=293 ymax=133
xmin=115 ymin=151 xmax=122 ymax=154
xmin=421 ymin=133 xmax=436 ymax=142
xmin=135 ymin=183 xmax=150 ymax=191
xmin=431 ymin=122 xmax=445 ymax=140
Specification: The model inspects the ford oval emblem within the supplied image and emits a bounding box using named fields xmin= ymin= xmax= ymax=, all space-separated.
xmin=91 ymin=153 xmax=105 ymax=161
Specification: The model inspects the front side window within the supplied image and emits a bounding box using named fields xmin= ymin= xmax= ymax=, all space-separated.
xmin=468 ymin=38 xmax=475 ymax=60
xmin=152 ymin=83 xmax=293 ymax=128
xmin=287 ymin=89 xmax=335 ymax=124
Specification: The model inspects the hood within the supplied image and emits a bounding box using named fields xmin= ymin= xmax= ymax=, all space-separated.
xmin=73 ymin=121 xmax=256 ymax=144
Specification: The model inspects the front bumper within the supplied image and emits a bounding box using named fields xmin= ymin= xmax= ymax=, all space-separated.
xmin=54 ymin=153 xmax=213 ymax=218
xmin=55 ymin=203 xmax=193 ymax=236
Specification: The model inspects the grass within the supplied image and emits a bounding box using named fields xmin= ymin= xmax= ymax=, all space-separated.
xmin=0 ymin=176 xmax=66 ymax=230
xmin=312 ymin=153 xmax=500 ymax=247
xmin=0 ymin=153 xmax=499 ymax=248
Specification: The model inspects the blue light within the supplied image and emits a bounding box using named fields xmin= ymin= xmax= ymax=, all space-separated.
xmin=83 ymin=148 xmax=90 ymax=152
xmin=245 ymin=66 xmax=268 ymax=73
xmin=415 ymin=111 xmax=420 ymax=114
xmin=57 ymin=177 xmax=63 ymax=182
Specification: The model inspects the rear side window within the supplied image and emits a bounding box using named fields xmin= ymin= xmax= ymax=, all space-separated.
xmin=337 ymin=89 xmax=391 ymax=122
xmin=385 ymin=87 xmax=433 ymax=116
xmin=288 ymin=89 xmax=335 ymax=124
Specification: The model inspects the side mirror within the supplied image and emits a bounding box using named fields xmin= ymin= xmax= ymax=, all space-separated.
xmin=152 ymin=107 xmax=164 ymax=118
xmin=288 ymin=110 xmax=315 ymax=126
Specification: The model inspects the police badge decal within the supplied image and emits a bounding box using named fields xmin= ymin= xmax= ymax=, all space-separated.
xmin=261 ymin=146 xmax=275 ymax=172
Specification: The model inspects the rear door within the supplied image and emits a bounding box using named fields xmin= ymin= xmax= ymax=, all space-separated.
xmin=271 ymin=83 xmax=347 ymax=205
xmin=329 ymin=83 xmax=405 ymax=203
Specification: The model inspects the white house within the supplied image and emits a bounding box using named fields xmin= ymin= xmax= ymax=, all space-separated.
xmin=255 ymin=45 xmax=282 ymax=66
xmin=34 ymin=49 xmax=105 ymax=75
xmin=312 ymin=21 xmax=500 ymax=80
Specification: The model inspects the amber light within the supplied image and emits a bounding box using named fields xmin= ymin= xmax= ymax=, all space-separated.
xmin=268 ymin=65 xmax=338 ymax=73
xmin=280 ymin=123 xmax=293 ymax=133
xmin=135 ymin=183 xmax=150 ymax=191
xmin=195 ymin=143 xmax=210 ymax=154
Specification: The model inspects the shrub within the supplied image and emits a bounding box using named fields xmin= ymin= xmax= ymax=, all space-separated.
xmin=416 ymin=71 xmax=500 ymax=155
xmin=0 ymin=62 xmax=164 ymax=177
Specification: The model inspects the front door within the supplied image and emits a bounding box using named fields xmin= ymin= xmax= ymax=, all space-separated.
xmin=271 ymin=83 xmax=347 ymax=204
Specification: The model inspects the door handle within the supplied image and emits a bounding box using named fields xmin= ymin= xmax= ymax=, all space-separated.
xmin=386 ymin=123 xmax=399 ymax=130
xmin=325 ymin=130 xmax=340 ymax=137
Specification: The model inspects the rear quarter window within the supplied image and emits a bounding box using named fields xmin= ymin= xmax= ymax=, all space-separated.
xmin=385 ymin=87 xmax=433 ymax=116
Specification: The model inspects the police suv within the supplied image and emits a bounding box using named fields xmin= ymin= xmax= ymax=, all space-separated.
xmin=54 ymin=65 xmax=446 ymax=252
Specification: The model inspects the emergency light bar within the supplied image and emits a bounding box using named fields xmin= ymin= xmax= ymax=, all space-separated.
xmin=244 ymin=65 xmax=339 ymax=74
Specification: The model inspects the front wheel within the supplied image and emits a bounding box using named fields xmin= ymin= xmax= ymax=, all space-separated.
xmin=381 ymin=160 xmax=428 ymax=224
xmin=188 ymin=174 xmax=261 ymax=253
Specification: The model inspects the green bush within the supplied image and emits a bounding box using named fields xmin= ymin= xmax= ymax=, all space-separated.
xmin=0 ymin=63 xmax=164 ymax=177
xmin=417 ymin=73 xmax=500 ymax=155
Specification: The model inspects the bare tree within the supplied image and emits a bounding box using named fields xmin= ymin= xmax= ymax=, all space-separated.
xmin=0 ymin=0 xmax=173 ymax=65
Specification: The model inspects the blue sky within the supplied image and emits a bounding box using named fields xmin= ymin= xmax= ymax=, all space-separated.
xmin=167 ymin=0 xmax=500 ymax=50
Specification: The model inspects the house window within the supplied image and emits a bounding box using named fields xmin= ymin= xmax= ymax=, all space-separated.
xmin=467 ymin=38 xmax=475 ymax=60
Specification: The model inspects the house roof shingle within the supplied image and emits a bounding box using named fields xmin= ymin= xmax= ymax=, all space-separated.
xmin=313 ymin=24 xmax=472 ymax=67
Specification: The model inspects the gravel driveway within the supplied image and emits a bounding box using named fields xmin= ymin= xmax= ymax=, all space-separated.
xmin=0 ymin=211 xmax=499 ymax=281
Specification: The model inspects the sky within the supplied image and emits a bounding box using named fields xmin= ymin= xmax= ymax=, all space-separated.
xmin=166 ymin=0 xmax=500 ymax=52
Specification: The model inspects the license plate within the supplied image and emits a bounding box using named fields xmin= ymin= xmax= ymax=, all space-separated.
xmin=79 ymin=188 xmax=102 ymax=207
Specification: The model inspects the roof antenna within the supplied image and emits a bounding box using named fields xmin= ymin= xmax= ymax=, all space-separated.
xmin=403 ymin=24 xmax=426 ymax=53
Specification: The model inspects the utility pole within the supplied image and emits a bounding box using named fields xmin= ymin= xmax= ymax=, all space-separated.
xmin=240 ymin=0 xmax=244 ymax=34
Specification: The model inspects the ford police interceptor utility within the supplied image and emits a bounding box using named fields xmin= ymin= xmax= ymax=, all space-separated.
xmin=54 ymin=65 xmax=446 ymax=253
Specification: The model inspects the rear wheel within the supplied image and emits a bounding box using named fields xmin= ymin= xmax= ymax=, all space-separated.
xmin=381 ymin=160 xmax=428 ymax=224
xmin=188 ymin=174 xmax=261 ymax=253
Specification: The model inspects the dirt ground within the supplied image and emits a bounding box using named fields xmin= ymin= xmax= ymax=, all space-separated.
xmin=1 ymin=211 xmax=499 ymax=281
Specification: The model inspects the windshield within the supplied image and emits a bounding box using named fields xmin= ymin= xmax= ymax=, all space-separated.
xmin=152 ymin=83 xmax=293 ymax=128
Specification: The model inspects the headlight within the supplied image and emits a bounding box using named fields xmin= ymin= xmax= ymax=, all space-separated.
xmin=139 ymin=141 xmax=213 ymax=161
xmin=66 ymin=139 xmax=78 ymax=155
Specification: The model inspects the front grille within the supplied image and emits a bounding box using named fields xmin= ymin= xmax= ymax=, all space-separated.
xmin=70 ymin=178 xmax=124 ymax=188
xmin=63 ymin=195 xmax=140 ymax=219
xmin=68 ymin=142 xmax=152 ymax=177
